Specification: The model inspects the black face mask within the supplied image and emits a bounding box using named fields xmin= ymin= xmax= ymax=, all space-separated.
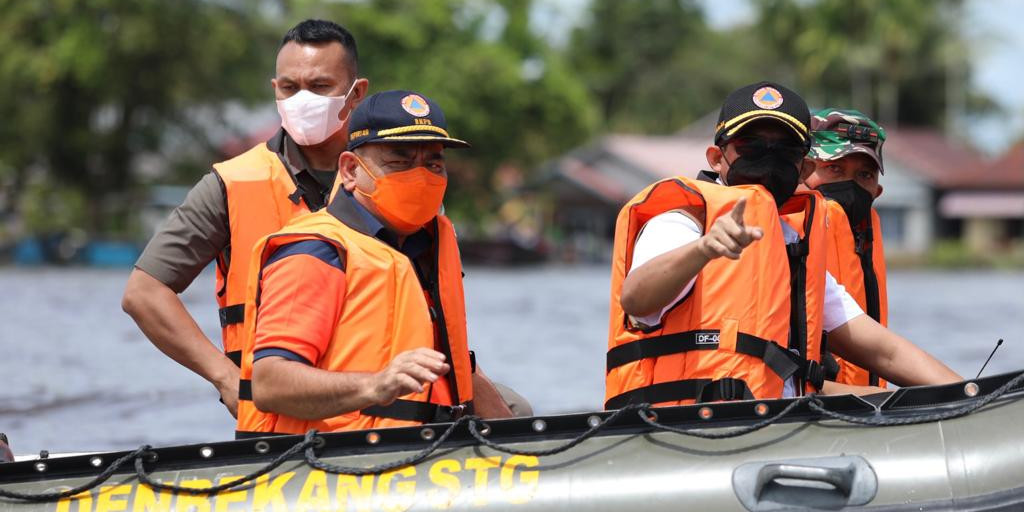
xmin=816 ymin=180 xmax=874 ymax=228
xmin=723 ymin=152 xmax=800 ymax=207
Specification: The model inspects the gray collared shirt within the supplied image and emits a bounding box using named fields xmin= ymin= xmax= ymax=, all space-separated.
xmin=135 ymin=129 xmax=336 ymax=293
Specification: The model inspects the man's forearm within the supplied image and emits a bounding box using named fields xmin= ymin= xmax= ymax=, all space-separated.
xmin=470 ymin=370 xmax=514 ymax=419
xmin=621 ymin=241 xmax=709 ymax=317
xmin=122 ymin=269 xmax=237 ymax=390
xmin=252 ymin=357 xmax=378 ymax=420
xmin=829 ymin=315 xmax=962 ymax=387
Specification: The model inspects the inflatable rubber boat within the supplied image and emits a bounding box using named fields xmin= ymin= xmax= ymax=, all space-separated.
xmin=1 ymin=369 xmax=1022 ymax=511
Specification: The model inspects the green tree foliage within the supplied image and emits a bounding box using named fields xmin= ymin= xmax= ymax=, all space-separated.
xmin=566 ymin=0 xmax=744 ymax=133
xmin=753 ymin=0 xmax=983 ymax=127
xmin=0 ymin=0 xmax=994 ymax=239
xmin=285 ymin=0 xmax=598 ymax=220
xmin=0 ymin=0 xmax=274 ymax=234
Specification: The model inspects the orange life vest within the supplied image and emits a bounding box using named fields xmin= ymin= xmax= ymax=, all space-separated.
xmin=211 ymin=142 xmax=322 ymax=364
xmin=235 ymin=195 xmax=473 ymax=435
xmin=213 ymin=139 xmax=331 ymax=434
xmin=823 ymin=201 xmax=889 ymax=387
xmin=605 ymin=176 xmax=827 ymax=409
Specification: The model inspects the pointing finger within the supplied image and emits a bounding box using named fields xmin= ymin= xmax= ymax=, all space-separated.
xmin=729 ymin=197 xmax=747 ymax=226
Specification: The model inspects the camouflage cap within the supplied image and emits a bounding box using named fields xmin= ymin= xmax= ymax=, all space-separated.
xmin=810 ymin=108 xmax=886 ymax=174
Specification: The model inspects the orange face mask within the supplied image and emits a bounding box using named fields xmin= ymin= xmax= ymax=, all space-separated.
xmin=353 ymin=155 xmax=447 ymax=233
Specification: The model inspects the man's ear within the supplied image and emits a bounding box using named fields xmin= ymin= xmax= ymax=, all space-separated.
xmin=351 ymin=78 xmax=369 ymax=105
xmin=338 ymin=151 xmax=360 ymax=192
xmin=706 ymin=145 xmax=726 ymax=173
xmin=799 ymin=158 xmax=815 ymax=183
xmin=875 ymin=184 xmax=884 ymax=198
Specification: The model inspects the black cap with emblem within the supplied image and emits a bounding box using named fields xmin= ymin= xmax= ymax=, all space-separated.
xmin=714 ymin=81 xmax=811 ymax=146
xmin=347 ymin=90 xmax=470 ymax=151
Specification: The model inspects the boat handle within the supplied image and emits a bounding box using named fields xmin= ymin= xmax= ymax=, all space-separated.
xmin=754 ymin=463 xmax=855 ymax=498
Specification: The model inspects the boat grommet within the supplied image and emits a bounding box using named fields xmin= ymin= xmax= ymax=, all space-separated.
xmin=34 ymin=462 xmax=47 ymax=473
xmin=644 ymin=410 xmax=658 ymax=422
xmin=313 ymin=436 xmax=326 ymax=450
xmin=366 ymin=432 xmax=381 ymax=445
xmin=531 ymin=419 xmax=547 ymax=433
xmin=698 ymin=407 xmax=714 ymax=420
xmin=754 ymin=403 xmax=770 ymax=417
xmin=964 ymin=382 xmax=980 ymax=397
xmin=254 ymin=441 xmax=270 ymax=454
xmin=144 ymin=452 xmax=159 ymax=464
xmin=420 ymin=428 xmax=436 ymax=441
xmin=478 ymin=423 xmax=492 ymax=436
xmin=199 ymin=446 xmax=214 ymax=459
xmin=587 ymin=415 xmax=602 ymax=428
xmin=89 ymin=456 xmax=103 ymax=468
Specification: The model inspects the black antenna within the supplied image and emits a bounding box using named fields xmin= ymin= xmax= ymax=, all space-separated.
xmin=976 ymin=339 xmax=1004 ymax=379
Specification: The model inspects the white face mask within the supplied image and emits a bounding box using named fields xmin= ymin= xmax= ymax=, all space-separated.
xmin=275 ymin=81 xmax=356 ymax=146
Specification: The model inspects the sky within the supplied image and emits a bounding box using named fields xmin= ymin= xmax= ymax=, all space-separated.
xmin=532 ymin=0 xmax=1024 ymax=155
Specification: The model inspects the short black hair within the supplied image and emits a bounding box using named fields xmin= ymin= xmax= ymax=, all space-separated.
xmin=280 ymin=19 xmax=358 ymax=74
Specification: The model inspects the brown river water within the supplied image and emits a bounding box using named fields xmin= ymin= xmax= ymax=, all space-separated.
xmin=0 ymin=266 xmax=1022 ymax=455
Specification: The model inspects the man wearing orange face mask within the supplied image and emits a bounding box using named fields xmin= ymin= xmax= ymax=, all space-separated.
xmin=236 ymin=90 xmax=515 ymax=435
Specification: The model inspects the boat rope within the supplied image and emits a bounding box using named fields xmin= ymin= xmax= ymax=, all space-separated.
xmin=2 ymin=371 xmax=1022 ymax=503
xmin=133 ymin=431 xmax=317 ymax=495
xmin=806 ymin=370 xmax=1024 ymax=427
xmin=465 ymin=403 xmax=645 ymax=457
xmin=0 ymin=447 xmax=149 ymax=502
xmin=636 ymin=393 xmax=815 ymax=439
xmin=304 ymin=415 xmax=472 ymax=475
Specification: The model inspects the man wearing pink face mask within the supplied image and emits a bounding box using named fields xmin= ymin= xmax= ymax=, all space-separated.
xmin=122 ymin=19 xmax=368 ymax=421
xmin=237 ymin=91 xmax=515 ymax=435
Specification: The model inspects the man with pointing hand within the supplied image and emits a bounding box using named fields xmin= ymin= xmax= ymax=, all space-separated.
xmin=604 ymin=81 xmax=959 ymax=409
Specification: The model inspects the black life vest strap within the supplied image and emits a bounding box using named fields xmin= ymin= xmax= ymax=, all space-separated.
xmin=605 ymin=377 xmax=753 ymax=410
xmin=606 ymin=330 xmax=802 ymax=383
xmin=225 ymin=350 xmax=242 ymax=367
xmin=362 ymin=399 xmax=474 ymax=423
xmin=238 ymin=379 xmax=253 ymax=401
xmin=219 ymin=304 xmax=246 ymax=328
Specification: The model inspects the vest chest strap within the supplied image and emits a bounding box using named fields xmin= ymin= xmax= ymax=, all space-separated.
xmin=605 ymin=377 xmax=753 ymax=410
xmin=219 ymin=304 xmax=246 ymax=327
xmin=607 ymin=330 xmax=802 ymax=382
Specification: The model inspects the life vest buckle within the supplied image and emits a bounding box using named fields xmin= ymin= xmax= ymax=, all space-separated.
xmin=435 ymin=403 xmax=468 ymax=422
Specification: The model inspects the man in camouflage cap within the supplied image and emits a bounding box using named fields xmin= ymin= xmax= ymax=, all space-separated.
xmin=805 ymin=108 xmax=890 ymax=388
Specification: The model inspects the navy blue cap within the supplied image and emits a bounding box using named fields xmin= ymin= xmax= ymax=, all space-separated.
xmin=346 ymin=90 xmax=470 ymax=151
xmin=715 ymin=81 xmax=811 ymax=146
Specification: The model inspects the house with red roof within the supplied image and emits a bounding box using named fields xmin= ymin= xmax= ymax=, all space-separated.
xmin=540 ymin=118 xmax=1022 ymax=261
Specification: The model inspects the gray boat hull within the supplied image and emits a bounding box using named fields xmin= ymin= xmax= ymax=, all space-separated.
xmin=2 ymin=372 xmax=1023 ymax=511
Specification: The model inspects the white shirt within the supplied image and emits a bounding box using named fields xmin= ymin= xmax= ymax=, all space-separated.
xmin=628 ymin=211 xmax=864 ymax=330
xmin=628 ymin=211 xmax=865 ymax=398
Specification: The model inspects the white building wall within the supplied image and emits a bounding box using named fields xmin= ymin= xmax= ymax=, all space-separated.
xmin=872 ymin=160 xmax=933 ymax=254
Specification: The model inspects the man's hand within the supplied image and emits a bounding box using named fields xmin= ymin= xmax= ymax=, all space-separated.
xmin=697 ymin=197 xmax=764 ymax=260
xmin=215 ymin=365 xmax=241 ymax=418
xmin=370 ymin=348 xmax=450 ymax=406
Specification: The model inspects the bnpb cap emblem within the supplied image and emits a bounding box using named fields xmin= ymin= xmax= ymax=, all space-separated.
xmin=752 ymin=86 xmax=784 ymax=110
xmin=401 ymin=94 xmax=430 ymax=117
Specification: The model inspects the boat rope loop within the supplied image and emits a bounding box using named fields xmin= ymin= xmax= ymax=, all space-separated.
xmin=636 ymin=393 xmax=815 ymax=439
xmin=2 ymin=371 xmax=1022 ymax=503
xmin=133 ymin=432 xmax=317 ymax=495
xmin=465 ymin=403 xmax=646 ymax=457
xmin=807 ymin=370 xmax=1024 ymax=426
xmin=304 ymin=415 xmax=473 ymax=475
xmin=0 ymin=447 xmax=149 ymax=502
